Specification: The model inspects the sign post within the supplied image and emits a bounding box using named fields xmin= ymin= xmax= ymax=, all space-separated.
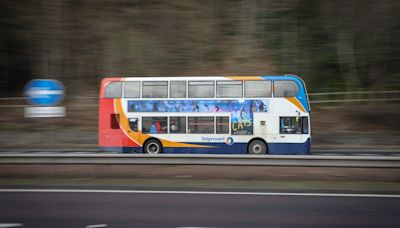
xmin=24 ymin=79 xmax=66 ymax=117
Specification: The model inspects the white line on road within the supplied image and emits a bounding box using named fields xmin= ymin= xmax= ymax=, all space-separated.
xmin=0 ymin=189 xmax=400 ymax=198
xmin=176 ymin=227 xmax=210 ymax=228
xmin=86 ymin=224 xmax=107 ymax=228
xmin=0 ymin=224 xmax=23 ymax=228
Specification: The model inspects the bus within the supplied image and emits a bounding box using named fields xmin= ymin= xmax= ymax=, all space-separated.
xmin=98 ymin=75 xmax=310 ymax=154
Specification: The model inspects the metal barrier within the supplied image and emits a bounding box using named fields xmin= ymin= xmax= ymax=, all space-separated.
xmin=308 ymin=90 xmax=400 ymax=104
xmin=0 ymin=154 xmax=399 ymax=168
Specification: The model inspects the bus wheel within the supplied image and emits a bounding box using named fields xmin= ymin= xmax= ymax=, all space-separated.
xmin=248 ymin=140 xmax=267 ymax=154
xmin=144 ymin=139 xmax=163 ymax=154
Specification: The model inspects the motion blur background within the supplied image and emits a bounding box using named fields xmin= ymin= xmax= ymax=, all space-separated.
xmin=0 ymin=0 xmax=399 ymax=150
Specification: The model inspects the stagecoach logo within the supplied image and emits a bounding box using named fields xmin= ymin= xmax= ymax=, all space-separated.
xmin=202 ymin=137 xmax=225 ymax=142
xmin=201 ymin=136 xmax=234 ymax=145
xmin=226 ymin=137 xmax=234 ymax=145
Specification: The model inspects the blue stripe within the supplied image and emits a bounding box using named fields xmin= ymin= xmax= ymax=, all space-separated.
xmin=164 ymin=143 xmax=247 ymax=154
xmin=268 ymin=138 xmax=311 ymax=155
xmin=99 ymin=146 xmax=142 ymax=153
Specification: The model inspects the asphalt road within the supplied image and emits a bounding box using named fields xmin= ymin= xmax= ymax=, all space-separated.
xmin=1 ymin=190 xmax=400 ymax=228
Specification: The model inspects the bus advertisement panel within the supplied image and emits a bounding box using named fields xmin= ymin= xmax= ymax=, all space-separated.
xmin=127 ymin=99 xmax=269 ymax=135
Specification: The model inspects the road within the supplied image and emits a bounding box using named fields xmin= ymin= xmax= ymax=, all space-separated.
xmin=1 ymin=190 xmax=400 ymax=228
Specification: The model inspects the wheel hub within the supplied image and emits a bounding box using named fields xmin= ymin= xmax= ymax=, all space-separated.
xmin=148 ymin=143 xmax=159 ymax=153
xmin=253 ymin=144 xmax=262 ymax=153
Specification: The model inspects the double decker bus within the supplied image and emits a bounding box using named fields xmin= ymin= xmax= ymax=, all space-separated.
xmin=98 ymin=75 xmax=310 ymax=154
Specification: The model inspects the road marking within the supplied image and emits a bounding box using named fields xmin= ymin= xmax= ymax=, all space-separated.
xmin=86 ymin=224 xmax=107 ymax=228
xmin=0 ymin=189 xmax=400 ymax=198
xmin=176 ymin=227 xmax=210 ymax=228
xmin=0 ymin=224 xmax=23 ymax=228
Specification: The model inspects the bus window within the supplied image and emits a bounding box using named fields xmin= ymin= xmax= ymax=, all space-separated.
xmin=142 ymin=117 xmax=167 ymax=134
xmin=274 ymin=81 xmax=299 ymax=97
xmin=128 ymin=118 xmax=138 ymax=132
xmin=142 ymin=81 xmax=168 ymax=98
xmin=216 ymin=116 xmax=229 ymax=134
xmin=216 ymin=81 xmax=242 ymax=98
xmin=280 ymin=117 xmax=302 ymax=134
xmin=124 ymin=82 xmax=140 ymax=98
xmin=188 ymin=81 xmax=214 ymax=98
xmin=188 ymin=117 xmax=214 ymax=134
xmin=110 ymin=114 xmax=120 ymax=129
xmin=244 ymin=81 xmax=272 ymax=98
xmin=170 ymin=81 xmax=186 ymax=98
xmin=302 ymin=117 xmax=309 ymax=134
xmin=169 ymin=117 xmax=186 ymax=133
xmin=105 ymin=82 xmax=122 ymax=98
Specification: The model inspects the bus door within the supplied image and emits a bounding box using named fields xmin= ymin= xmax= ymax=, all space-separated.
xmin=128 ymin=116 xmax=140 ymax=132
xmin=127 ymin=116 xmax=141 ymax=143
xmin=300 ymin=116 xmax=310 ymax=153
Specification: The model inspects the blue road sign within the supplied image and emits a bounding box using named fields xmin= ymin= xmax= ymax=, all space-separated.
xmin=24 ymin=79 xmax=65 ymax=106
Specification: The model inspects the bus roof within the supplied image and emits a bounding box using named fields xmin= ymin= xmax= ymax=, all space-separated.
xmin=101 ymin=75 xmax=305 ymax=83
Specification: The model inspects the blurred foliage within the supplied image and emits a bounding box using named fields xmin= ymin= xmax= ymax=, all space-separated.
xmin=0 ymin=0 xmax=400 ymax=96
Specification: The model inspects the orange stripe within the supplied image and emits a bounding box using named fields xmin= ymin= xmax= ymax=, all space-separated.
xmin=286 ymin=97 xmax=306 ymax=113
xmin=115 ymin=98 xmax=146 ymax=145
xmin=115 ymin=99 xmax=214 ymax=148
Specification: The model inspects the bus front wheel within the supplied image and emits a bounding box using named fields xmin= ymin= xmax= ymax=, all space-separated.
xmin=144 ymin=139 xmax=163 ymax=154
xmin=248 ymin=140 xmax=267 ymax=154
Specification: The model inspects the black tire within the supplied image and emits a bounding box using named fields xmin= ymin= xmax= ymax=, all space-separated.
xmin=248 ymin=140 xmax=267 ymax=154
xmin=144 ymin=139 xmax=163 ymax=154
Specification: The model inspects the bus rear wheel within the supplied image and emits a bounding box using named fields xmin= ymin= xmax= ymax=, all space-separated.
xmin=248 ymin=140 xmax=267 ymax=154
xmin=144 ymin=139 xmax=163 ymax=154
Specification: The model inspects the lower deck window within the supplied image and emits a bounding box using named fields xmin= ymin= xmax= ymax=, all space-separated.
xmin=188 ymin=117 xmax=214 ymax=134
xmin=216 ymin=116 xmax=229 ymax=134
xmin=170 ymin=117 xmax=186 ymax=133
xmin=142 ymin=117 xmax=168 ymax=134
xmin=280 ymin=117 xmax=308 ymax=134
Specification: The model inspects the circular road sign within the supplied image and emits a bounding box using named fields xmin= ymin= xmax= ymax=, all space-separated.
xmin=24 ymin=79 xmax=65 ymax=106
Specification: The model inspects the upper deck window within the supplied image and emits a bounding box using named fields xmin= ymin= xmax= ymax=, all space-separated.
xmin=105 ymin=82 xmax=122 ymax=98
xmin=142 ymin=81 xmax=168 ymax=98
xmin=244 ymin=81 xmax=272 ymax=98
xmin=274 ymin=81 xmax=299 ymax=97
xmin=124 ymin=81 xmax=140 ymax=98
xmin=216 ymin=81 xmax=242 ymax=98
xmin=188 ymin=81 xmax=214 ymax=98
xmin=170 ymin=81 xmax=186 ymax=98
